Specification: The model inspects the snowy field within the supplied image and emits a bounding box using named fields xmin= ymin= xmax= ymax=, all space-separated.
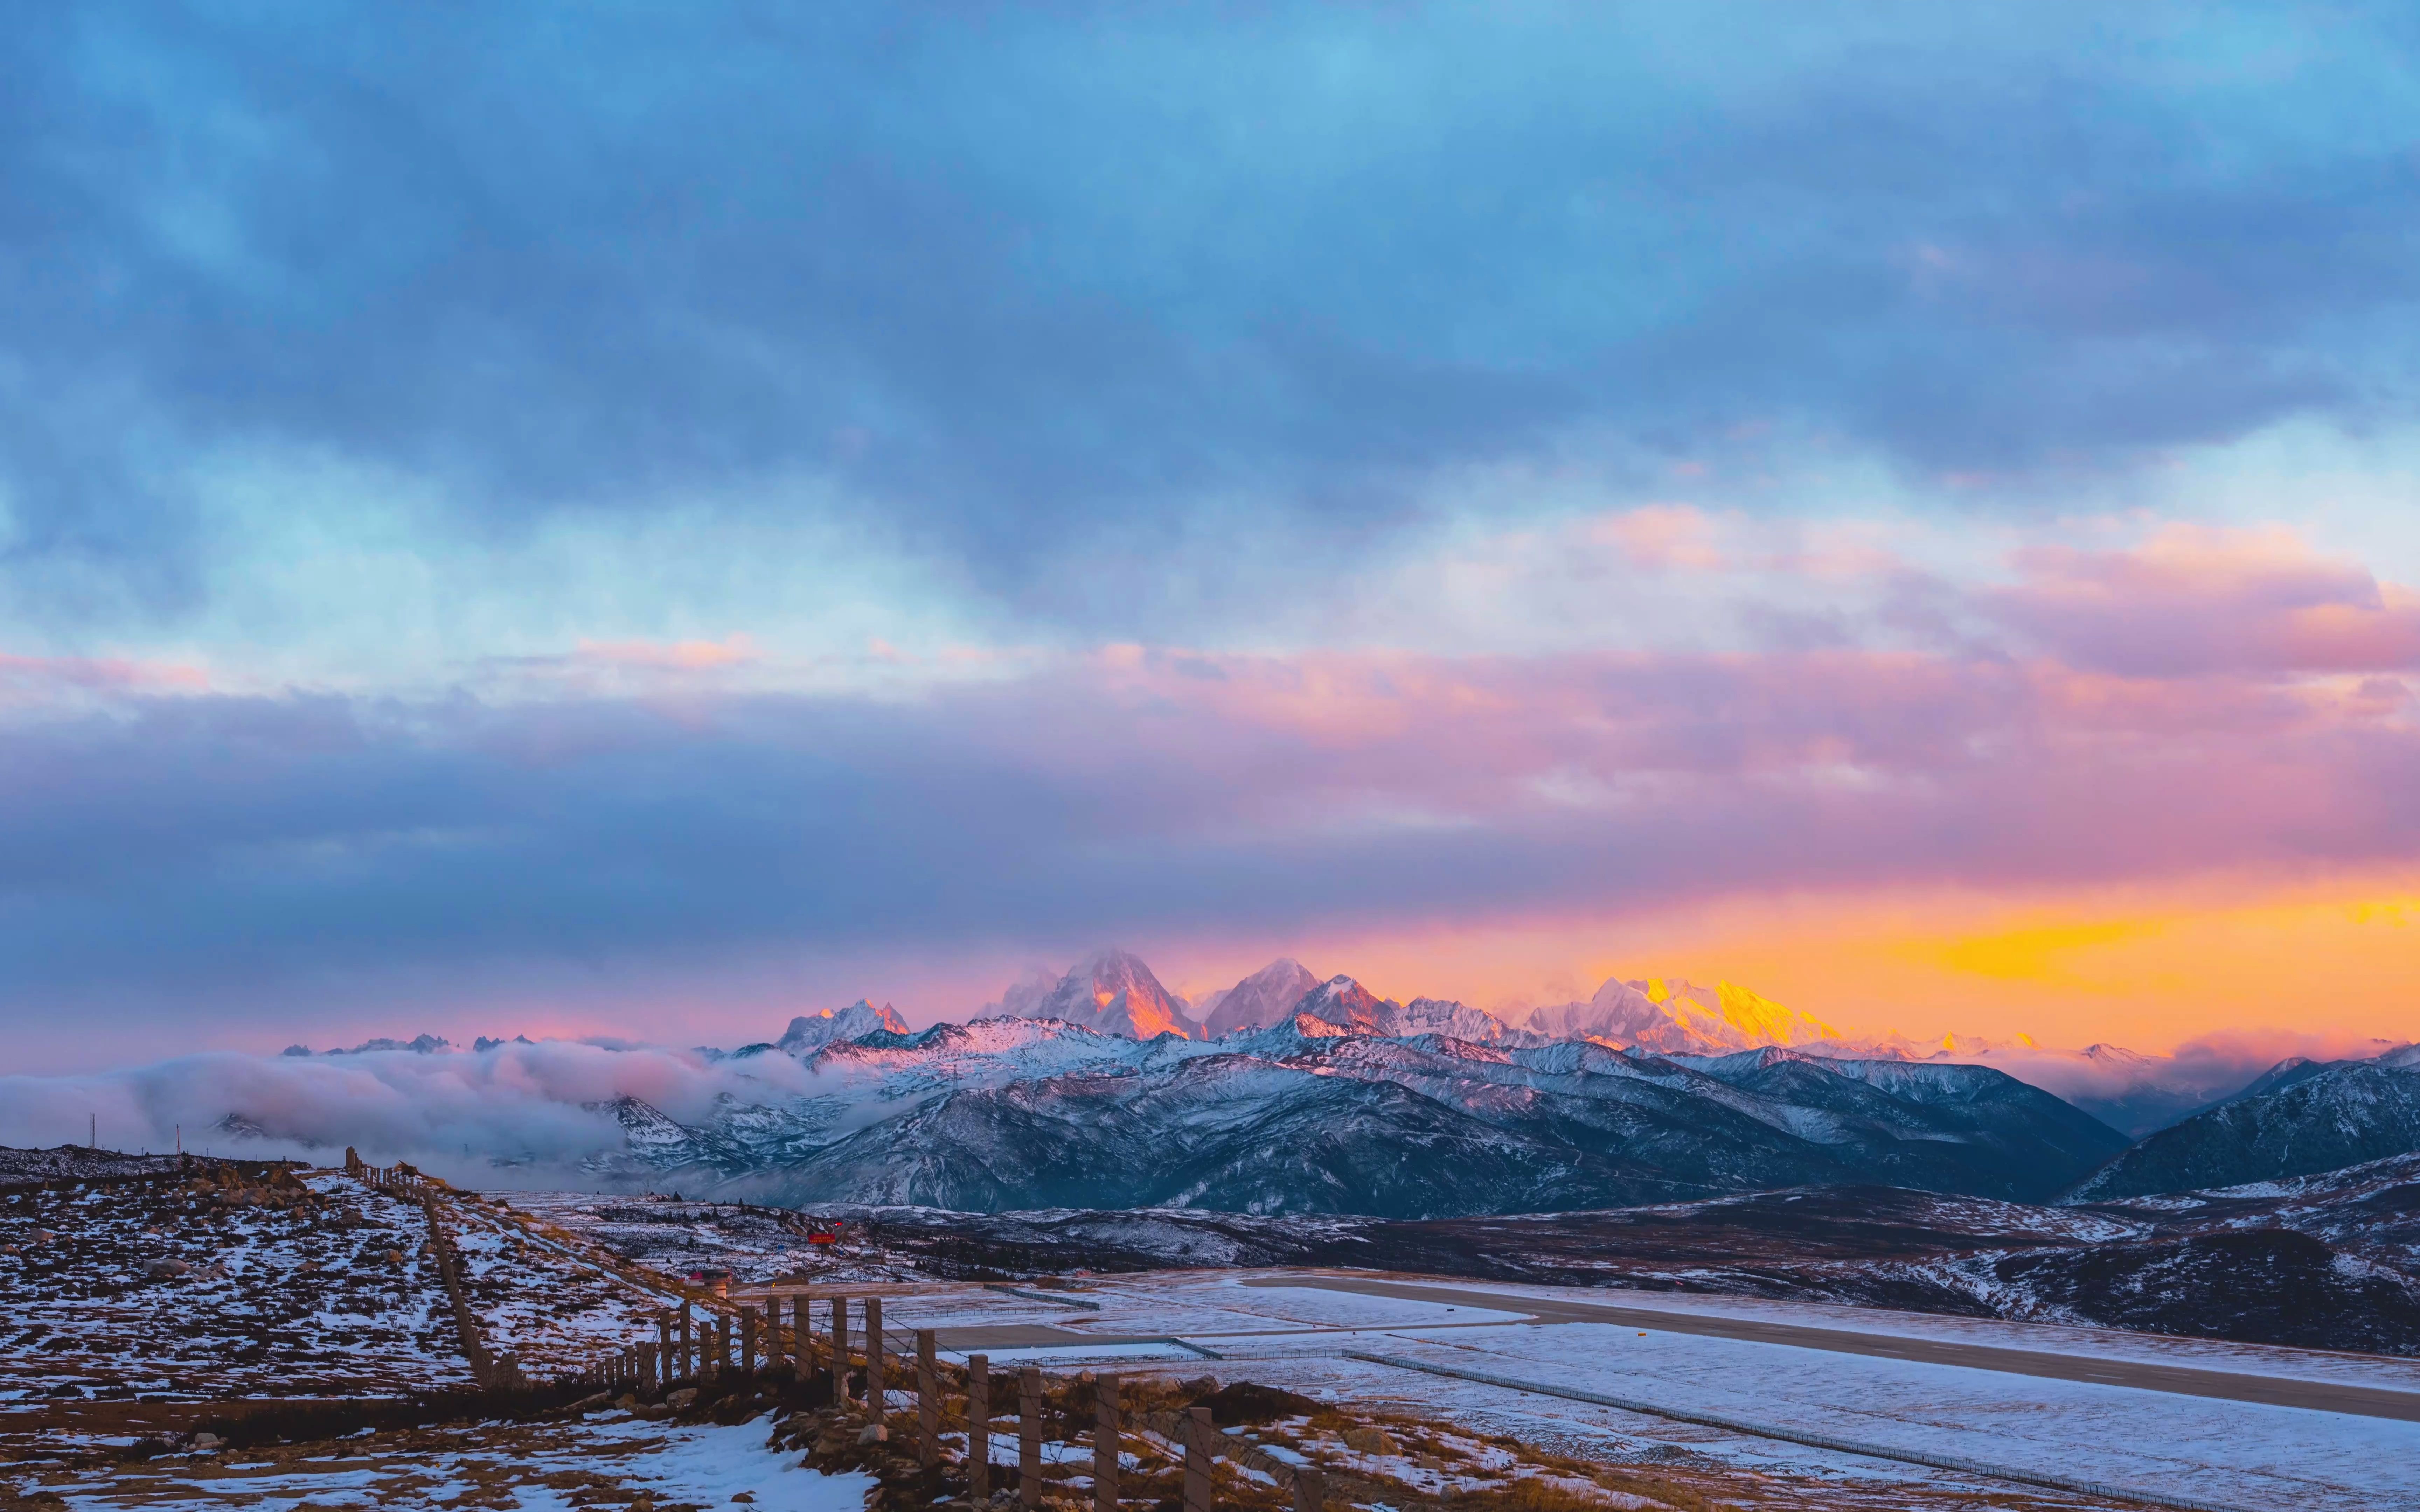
xmin=0 ymin=1166 xmax=683 ymax=1409
xmin=0 ymin=1165 xmax=468 ymax=1403
xmin=1393 ymin=1274 xmax=2420 ymax=1394
xmin=499 ymin=1189 xmax=912 ymax=1286
xmin=855 ymin=1270 xmax=2420 ymax=1511
xmin=14 ymin=1410 xmax=873 ymax=1511
xmin=446 ymin=1192 xmax=684 ymax=1377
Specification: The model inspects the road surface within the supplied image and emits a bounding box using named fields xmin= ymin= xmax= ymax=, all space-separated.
xmin=1240 ymin=1274 xmax=2420 ymax=1422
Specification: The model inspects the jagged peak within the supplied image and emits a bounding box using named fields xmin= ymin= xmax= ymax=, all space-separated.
xmin=980 ymin=949 xmax=1193 ymax=1041
xmin=778 ymin=999 xmax=912 ymax=1053
xmin=1199 ymin=958 xmax=1324 ymax=1038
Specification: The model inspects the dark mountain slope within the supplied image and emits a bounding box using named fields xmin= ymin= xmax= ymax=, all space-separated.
xmin=2069 ymin=1055 xmax=2420 ymax=1199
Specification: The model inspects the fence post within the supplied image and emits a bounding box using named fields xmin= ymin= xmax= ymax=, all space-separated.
xmin=640 ymin=1341 xmax=658 ymax=1395
xmin=866 ymin=1297 xmax=884 ymax=1409
xmin=717 ymin=1317 xmax=731 ymax=1377
xmin=916 ymin=1329 xmax=939 ymax=1470
xmin=1293 ymin=1466 xmax=1324 ymax=1512
xmin=1094 ymin=1371 xmax=1120 ymax=1512
xmin=797 ymin=1295 xmax=818 ymax=1378
xmin=741 ymin=1304 xmax=758 ymax=1375
xmin=678 ymin=1302 xmax=693 ymax=1381
xmin=766 ymin=1297 xmax=786 ymax=1374
xmin=968 ymin=1354 xmax=991 ymax=1503
xmin=656 ymin=1315 xmax=672 ymax=1384
xmin=832 ymin=1295 xmax=850 ymax=1396
xmin=1019 ymin=1366 xmax=1043 ymax=1508
xmin=1183 ymin=1406 xmax=1213 ymax=1512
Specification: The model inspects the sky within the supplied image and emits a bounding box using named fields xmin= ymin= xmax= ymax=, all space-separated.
xmin=5 ymin=2 xmax=2420 ymax=1071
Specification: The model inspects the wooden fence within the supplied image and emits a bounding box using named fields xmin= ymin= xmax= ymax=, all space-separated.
xmin=561 ymin=1293 xmax=1324 ymax=1512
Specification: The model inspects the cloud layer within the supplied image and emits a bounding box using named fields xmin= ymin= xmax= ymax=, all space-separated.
xmin=6 ymin=8 xmax=2420 ymax=1063
xmin=4 ymin=525 xmax=2415 ymax=1056
xmin=7 ymin=6 xmax=2420 ymax=635
xmin=0 ymin=1038 xmax=820 ymax=1183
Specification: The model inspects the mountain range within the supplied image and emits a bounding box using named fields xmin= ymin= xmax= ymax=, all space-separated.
xmin=584 ymin=1008 xmax=2129 ymax=1215
xmin=965 ymin=948 xmax=2341 ymax=1137
xmin=228 ymin=946 xmax=2420 ymax=1218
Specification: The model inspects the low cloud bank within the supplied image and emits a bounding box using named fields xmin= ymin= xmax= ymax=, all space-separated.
xmin=1953 ymin=1027 xmax=2408 ymax=1103
xmin=0 ymin=1037 xmax=830 ymax=1187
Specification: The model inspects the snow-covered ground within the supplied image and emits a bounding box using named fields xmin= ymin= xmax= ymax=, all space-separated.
xmin=859 ymin=1270 xmax=2420 ymax=1511
xmin=499 ymin=1189 xmax=911 ymax=1286
xmin=19 ymin=1167 xmax=2420 ymax=1511
xmin=444 ymin=1191 xmax=683 ymax=1376
xmin=12 ymin=1410 xmax=874 ymax=1511
xmin=0 ymin=1166 xmax=466 ymax=1402
xmin=0 ymin=1166 xmax=681 ymax=1407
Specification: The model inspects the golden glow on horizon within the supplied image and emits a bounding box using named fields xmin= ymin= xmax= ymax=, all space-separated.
xmin=1173 ymin=871 xmax=2420 ymax=1055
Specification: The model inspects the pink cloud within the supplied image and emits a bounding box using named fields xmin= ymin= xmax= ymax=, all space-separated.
xmin=1590 ymin=505 xmax=1729 ymax=571
xmin=570 ymin=634 xmax=758 ymax=671
xmin=0 ymin=652 xmax=209 ymax=702
xmin=1988 ymin=524 xmax=2420 ymax=676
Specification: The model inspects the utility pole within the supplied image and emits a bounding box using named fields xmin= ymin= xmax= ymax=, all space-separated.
xmin=89 ymin=1113 xmax=96 ymax=1149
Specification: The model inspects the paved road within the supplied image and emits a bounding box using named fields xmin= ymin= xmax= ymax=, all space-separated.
xmin=1242 ymin=1275 xmax=2420 ymax=1423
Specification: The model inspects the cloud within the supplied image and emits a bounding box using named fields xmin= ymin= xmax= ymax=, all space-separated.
xmin=1 ymin=583 xmax=2416 ymax=1047
xmin=0 ymin=651 xmax=208 ymax=705
xmin=1933 ymin=1028 xmax=2410 ymax=1111
xmin=1989 ymin=524 xmax=2420 ymax=676
xmin=6 ymin=7 xmax=2420 ymax=635
xmin=0 ymin=1038 xmax=833 ymax=1183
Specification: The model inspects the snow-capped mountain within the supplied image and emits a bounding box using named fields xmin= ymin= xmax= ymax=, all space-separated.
xmin=774 ymin=1000 xmax=910 ymax=1055
xmin=196 ymin=948 xmax=2402 ymax=1212
xmin=594 ymin=1011 xmax=2126 ymax=1215
xmin=987 ymin=949 xmax=1194 ymax=1040
xmin=2066 ymin=1044 xmax=2420 ymax=1200
xmin=1183 ymin=961 xmax=2242 ymax=1135
xmin=1282 ymin=975 xmax=1544 ymax=1045
xmin=1194 ymin=958 xmax=1321 ymax=1038
xmin=1521 ymin=976 xmax=1845 ymax=1055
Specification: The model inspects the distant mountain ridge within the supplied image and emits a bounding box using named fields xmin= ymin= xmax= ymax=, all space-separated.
xmin=588 ymin=1013 xmax=2128 ymax=1215
xmin=213 ymin=947 xmax=2420 ymax=1211
xmin=2067 ymin=1045 xmax=2420 ymax=1200
xmin=1164 ymin=958 xmax=2292 ymax=1136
